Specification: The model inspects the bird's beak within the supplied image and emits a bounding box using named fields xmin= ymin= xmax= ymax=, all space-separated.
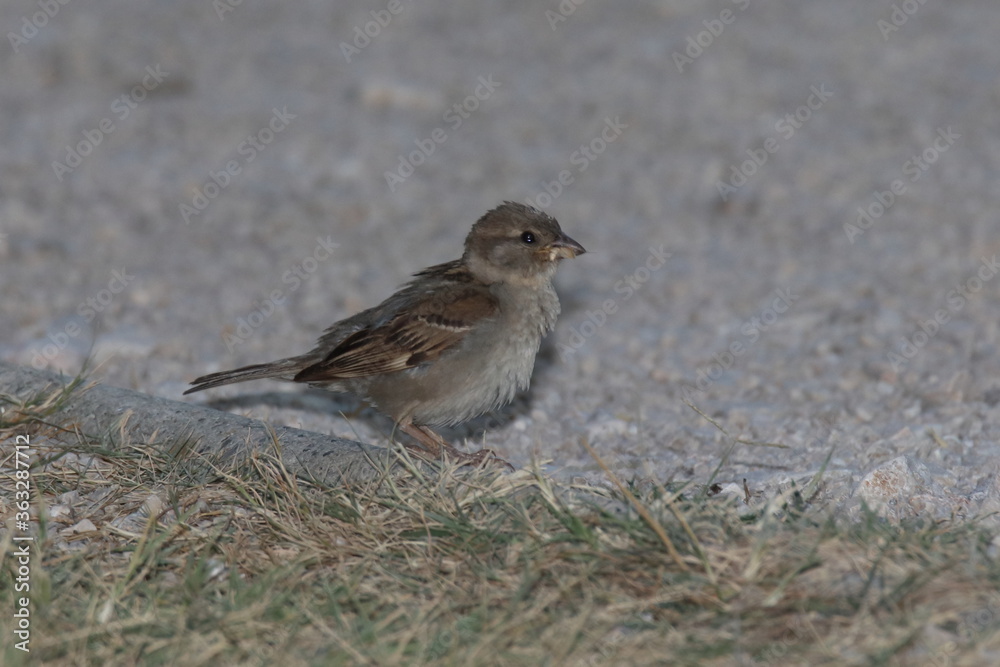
xmin=548 ymin=233 xmax=587 ymax=260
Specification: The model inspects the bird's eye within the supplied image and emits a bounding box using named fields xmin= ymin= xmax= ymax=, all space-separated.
xmin=521 ymin=231 xmax=536 ymax=244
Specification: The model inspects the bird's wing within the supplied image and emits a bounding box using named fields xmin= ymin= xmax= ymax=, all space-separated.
xmin=293 ymin=286 xmax=498 ymax=382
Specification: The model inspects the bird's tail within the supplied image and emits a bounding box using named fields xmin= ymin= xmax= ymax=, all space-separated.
xmin=183 ymin=357 xmax=307 ymax=395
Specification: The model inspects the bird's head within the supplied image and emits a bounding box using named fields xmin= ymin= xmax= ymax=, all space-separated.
xmin=464 ymin=201 xmax=585 ymax=286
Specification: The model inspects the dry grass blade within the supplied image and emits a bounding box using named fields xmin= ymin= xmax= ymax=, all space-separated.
xmin=2 ymin=381 xmax=1000 ymax=665
xmin=683 ymin=397 xmax=790 ymax=448
xmin=579 ymin=436 xmax=692 ymax=574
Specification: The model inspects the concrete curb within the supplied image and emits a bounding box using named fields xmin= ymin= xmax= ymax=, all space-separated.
xmin=0 ymin=361 xmax=398 ymax=485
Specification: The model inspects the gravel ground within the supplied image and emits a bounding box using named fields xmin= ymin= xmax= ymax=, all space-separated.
xmin=3 ymin=0 xmax=999 ymax=517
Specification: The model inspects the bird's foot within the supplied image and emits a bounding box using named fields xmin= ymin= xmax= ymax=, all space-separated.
xmin=444 ymin=445 xmax=514 ymax=471
xmin=399 ymin=421 xmax=513 ymax=471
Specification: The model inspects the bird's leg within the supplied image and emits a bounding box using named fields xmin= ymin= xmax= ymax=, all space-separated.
xmin=397 ymin=419 xmax=446 ymax=457
xmin=397 ymin=420 xmax=512 ymax=470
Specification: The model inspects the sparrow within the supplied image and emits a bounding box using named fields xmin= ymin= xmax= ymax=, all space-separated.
xmin=185 ymin=202 xmax=586 ymax=466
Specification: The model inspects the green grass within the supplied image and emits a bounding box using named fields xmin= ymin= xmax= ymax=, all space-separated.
xmin=3 ymin=384 xmax=1000 ymax=665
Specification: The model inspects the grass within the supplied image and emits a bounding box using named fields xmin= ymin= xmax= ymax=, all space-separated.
xmin=3 ymin=382 xmax=1000 ymax=665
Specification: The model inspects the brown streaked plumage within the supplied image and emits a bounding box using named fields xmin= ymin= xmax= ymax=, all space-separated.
xmin=185 ymin=202 xmax=585 ymax=466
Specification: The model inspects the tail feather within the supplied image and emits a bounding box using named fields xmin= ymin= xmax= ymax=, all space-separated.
xmin=183 ymin=358 xmax=305 ymax=395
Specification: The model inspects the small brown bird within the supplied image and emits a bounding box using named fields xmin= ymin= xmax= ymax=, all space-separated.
xmin=185 ymin=202 xmax=585 ymax=466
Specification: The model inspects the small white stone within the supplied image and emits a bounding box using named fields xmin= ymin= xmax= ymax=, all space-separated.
xmin=141 ymin=494 xmax=164 ymax=519
xmin=714 ymin=482 xmax=746 ymax=501
xmin=57 ymin=490 xmax=80 ymax=505
xmin=851 ymin=455 xmax=960 ymax=522
xmin=65 ymin=518 xmax=97 ymax=535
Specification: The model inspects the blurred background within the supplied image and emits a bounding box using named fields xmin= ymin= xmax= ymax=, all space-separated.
xmin=2 ymin=0 xmax=998 ymax=502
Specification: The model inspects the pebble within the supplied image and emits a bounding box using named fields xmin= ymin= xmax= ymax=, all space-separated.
xmin=64 ymin=519 xmax=97 ymax=535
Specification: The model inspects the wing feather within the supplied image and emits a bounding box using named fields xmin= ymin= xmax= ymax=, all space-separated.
xmin=293 ymin=287 xmax=497 ymax=382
